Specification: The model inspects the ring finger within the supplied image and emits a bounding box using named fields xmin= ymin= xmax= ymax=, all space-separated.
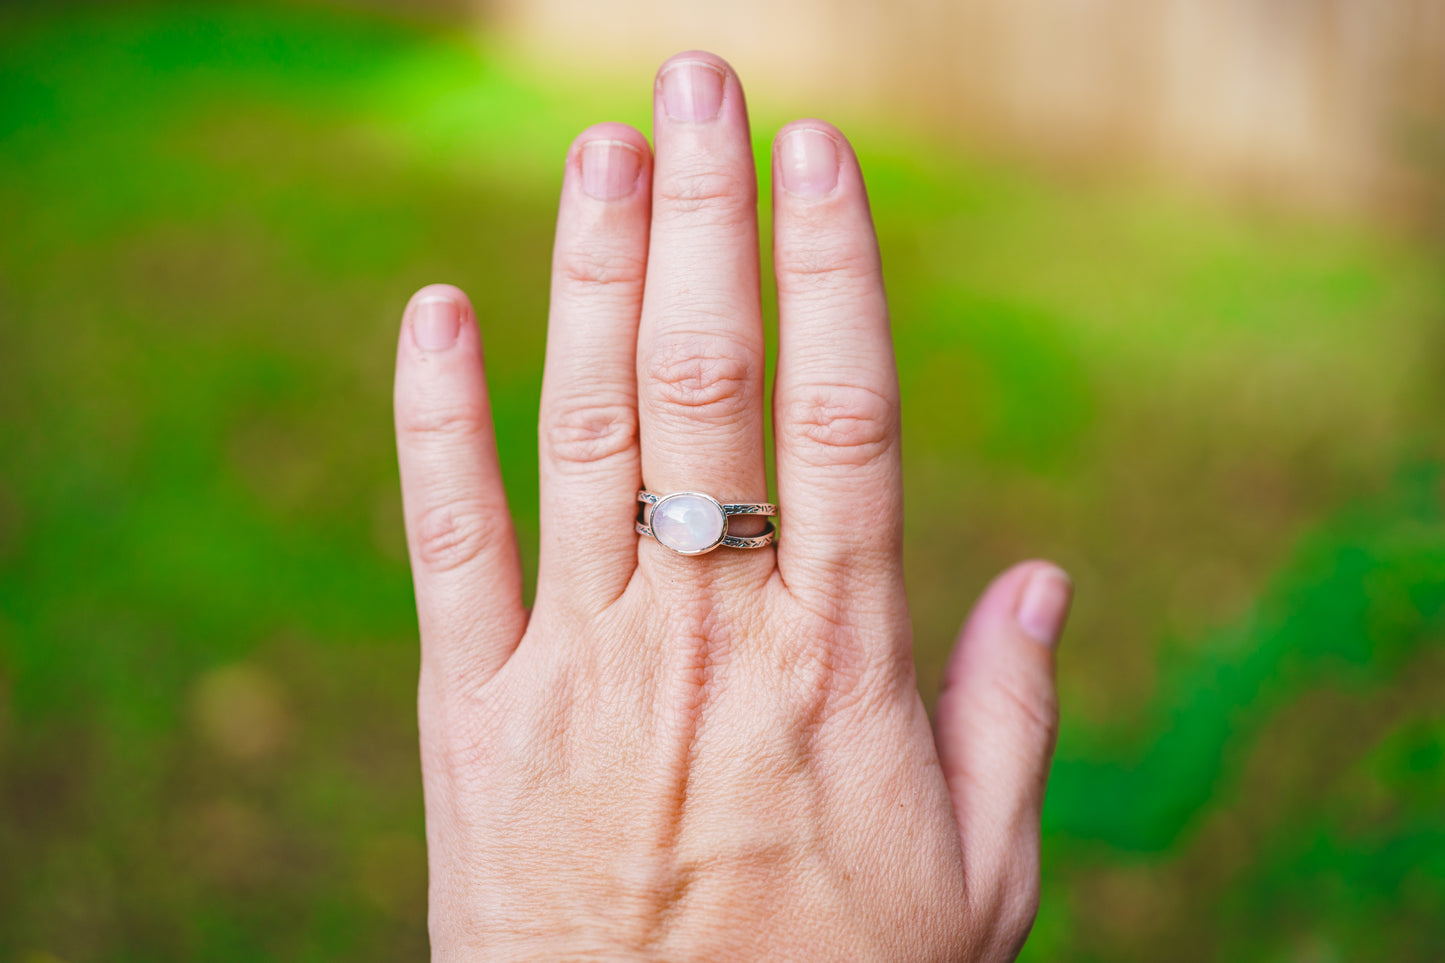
xmin=636 ymin=52 xmax=770 ymax=569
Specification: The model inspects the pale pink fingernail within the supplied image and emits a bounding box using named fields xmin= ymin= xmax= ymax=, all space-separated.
xmin=660 ymin=60 xmax=725 ymax=123
xmin=1015 ymin=565 xmax=1073 ymax=647
xmin=778 ymin=128 xmax=840 ymax=198
xmin=581 ymin=140 xmax=643 ymax=201
xmin=412 ymin=295 xmax=460 ymax=351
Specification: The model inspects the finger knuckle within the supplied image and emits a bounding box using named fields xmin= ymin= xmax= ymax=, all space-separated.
xmin=645 ymin=333 xmax=756 ymax=421
xmin=544 ymin=397 xmax=637 ymax=467
xmin=422 ymin=675 xmax=493 ymax=764
xmin=414 ymin=500 xmax=503 ymax=574
xmin=558 ymin=245 xmax=647 ymax=292
xmin=429 ymin=716 xmax=511 ymax=801
xmin=775 ymin=241 xmax=879 ymax=293
xmin=784 ymin=625 xmax=870 ymax=713
xmin=655 ymin=164 xmax=754 ymax=223
xmin=768 ymin=595 xmax=910 ymax=726
xmin=398 ymin=401 xmax=491 ymax=450
xmin=779 ymin=384 xmax=897 ymax=466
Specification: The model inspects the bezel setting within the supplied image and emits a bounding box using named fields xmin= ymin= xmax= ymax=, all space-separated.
xmin=649 ymin=490 xmax=728 ymax=556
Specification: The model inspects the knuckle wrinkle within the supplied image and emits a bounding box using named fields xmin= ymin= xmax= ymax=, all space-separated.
xmin=559 ymin=247 xmax=646 ymax=290
xmin=782 ymin=385 xmax=896 ymax=465
xmin=415 ymin=502 xmax=500 ymax=574
xmin=545 ymin=401 xmax=637 ymax=466
xmin=645 ymin=337 xmax=755 ymax=419
xmin=655 ymin=166 xmax=754 ymax=220
xmin=400 ymin=403 xmax=490 ymax=447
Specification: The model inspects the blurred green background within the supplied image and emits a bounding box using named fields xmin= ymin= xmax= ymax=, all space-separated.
xmin=2 ymin=2 xmax=1443 ymax=960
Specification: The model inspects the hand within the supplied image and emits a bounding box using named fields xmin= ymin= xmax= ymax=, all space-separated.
xmin=393 ymin=51 xmax=1073 ymax=962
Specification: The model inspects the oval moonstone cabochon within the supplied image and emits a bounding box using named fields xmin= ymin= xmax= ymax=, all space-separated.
xmin=651 ymin=492 xmax=727 ymax=555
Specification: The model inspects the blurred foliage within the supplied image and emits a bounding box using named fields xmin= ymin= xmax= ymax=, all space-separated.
xmin=1 ymin=2 xmax=1442 ymax=961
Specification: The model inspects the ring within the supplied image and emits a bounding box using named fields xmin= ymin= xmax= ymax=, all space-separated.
xmin=636 ymin=490 xmax=777 ymax=556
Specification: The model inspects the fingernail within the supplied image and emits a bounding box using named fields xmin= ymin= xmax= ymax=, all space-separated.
xmin=660 ymin=60 xmax=725 ymax=123
xmin=581 ymin=140 xmax=643 ymax=201
xmin=412 ymin=295 xmax=460 ymax=351
xmin=778 ymin=128 xmax=840 ymax=198
xmin=1015 ymin=565 xmax=1073 ymax=647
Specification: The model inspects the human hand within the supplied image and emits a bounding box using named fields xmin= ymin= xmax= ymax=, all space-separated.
xmin=394 ymin=51 xmax=1073 ymax=962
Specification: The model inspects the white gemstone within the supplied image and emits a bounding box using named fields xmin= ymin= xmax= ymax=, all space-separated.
xmin=651 ymin=493 xmax=726 ymax=555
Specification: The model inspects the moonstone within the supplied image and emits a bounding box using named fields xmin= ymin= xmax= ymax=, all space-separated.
xmin=651 ymin=493 xmax=726 ymax=555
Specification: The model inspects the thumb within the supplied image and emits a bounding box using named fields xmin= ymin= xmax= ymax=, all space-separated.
xmin=934 ymin=561 xmax=1071 ymax=945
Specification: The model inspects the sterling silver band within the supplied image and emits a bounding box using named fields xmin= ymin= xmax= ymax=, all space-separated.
xmin=636 ymin=489 xmax=777 ymax=554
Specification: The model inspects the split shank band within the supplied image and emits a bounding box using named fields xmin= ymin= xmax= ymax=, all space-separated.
xmin=636 ymin=489 xmax=778 ymax=556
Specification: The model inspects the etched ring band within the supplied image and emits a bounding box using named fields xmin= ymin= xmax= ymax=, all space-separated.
xmin=636 ymin=490 xmax=777 ymax=556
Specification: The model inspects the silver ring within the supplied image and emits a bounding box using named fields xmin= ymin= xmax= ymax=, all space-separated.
xmin=636 ymin=489 xmax=777 ymax=556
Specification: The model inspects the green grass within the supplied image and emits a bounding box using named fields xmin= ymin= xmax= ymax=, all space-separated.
xmin=1 ymin=3 xmax=1442 ymax=960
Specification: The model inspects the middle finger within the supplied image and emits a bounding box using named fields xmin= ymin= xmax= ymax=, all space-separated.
xmin=637 ymin=53 xmax=770 ymax=563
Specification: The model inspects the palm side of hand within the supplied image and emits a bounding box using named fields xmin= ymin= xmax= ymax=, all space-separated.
xmin=394 ymin=51 xmax=1072 ymax=962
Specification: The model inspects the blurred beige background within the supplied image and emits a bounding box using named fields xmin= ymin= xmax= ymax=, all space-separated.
xmin=487 ymin=0 xmax=1445 ymax=214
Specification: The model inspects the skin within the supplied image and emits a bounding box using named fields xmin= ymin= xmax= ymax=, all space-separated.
xmin=393 ymin=51 xmax=1073 ymax=962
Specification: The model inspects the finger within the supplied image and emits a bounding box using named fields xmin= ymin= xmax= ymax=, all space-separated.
xmin=395 ymin=284 xmax=528 ymax=687
xmin=636 ymin=52 xmax=770 ymax=560
xmin=934 ymin=561 xmax=1070 ymax=936
xmin=537 ymin=124 xmax=652 ymax=609
xmin=769 ymin=120 xmax=901 ymax=598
